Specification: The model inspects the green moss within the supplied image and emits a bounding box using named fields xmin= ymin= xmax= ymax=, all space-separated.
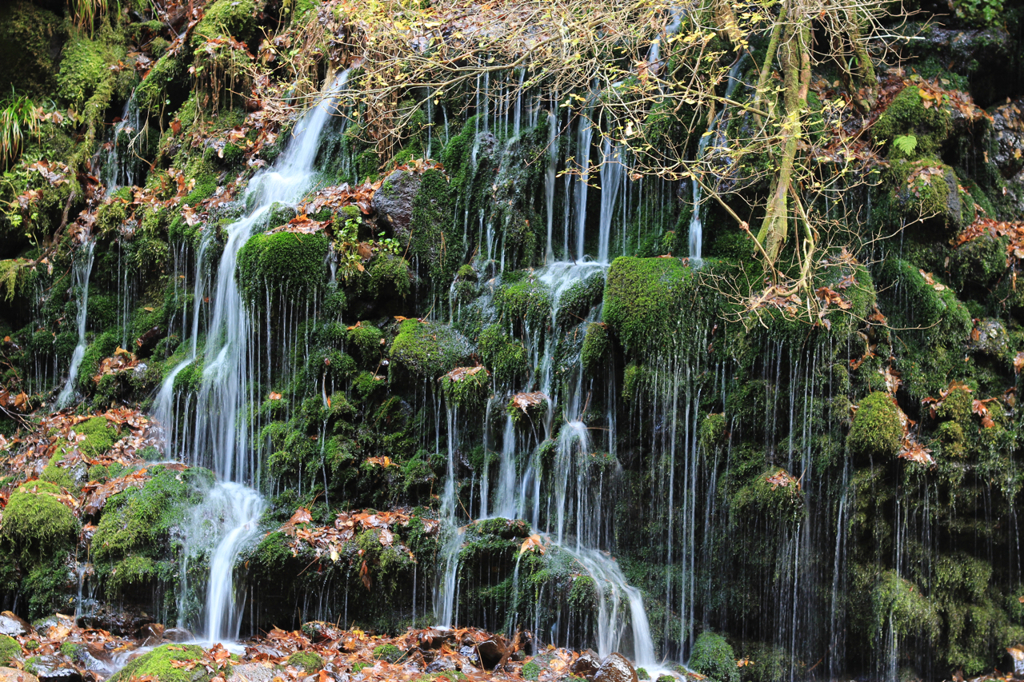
xmin=0 ymin=481 xmax=79 ymax=564
xmin=0 ymin=2 xmax=64 ymax=99
xmin=731 ymin=469 xmax=805 ymax=526
xmin=580 ymin=323 xmax=610 ymax=373
xmin=937 ymin=386 xmax=972 ymax=426
xmin=77 ymin=416 xmax=118 ymax=457
xmin=390 ymin=319 xmax=470 ymax=380
xmin=478 ymin=324 xmax=529 ymax=385
xmin=603 ymin=257 xmax=694 ymax=355
xmin=689 ymin=631 xmax=739 ymax=682
xmin=0 ymin=634 xmax=20 ymax=666
xmin=193 ymin=0 xmax=257 ymax=43
xmin=136 ymin=54 xmax=184 ymax=115
xmin=287 ymin=651 xmax=325 ymax=672
xmin=522 ymin=661 xmax=541 ymax=681
xmin=555 ymin=274 xmax=604 ymax=328
xmin=408 ymin=169 xmax=460 ymax=287
xmin=107 ymin=644 xmax=210 ymax=682
xmin=635 ymin=668 xmax=650 ymax=681
xmin=59 ymin=642 xmax=84 ymax=662
xmin=40 ymin=463 xmax=76 ymax=490
xmin=848 ymin=392 xmax=902 ymax=458
xmin=78 ymin=330 xmax=120 ymax=388
xmin=56 ymin=35 xmax=116 ymax=111
xmin=440 ymin=367 xmax=490 ymax=408
xmin=237 ymin=232 xmax=329 ymax=308
xmin=106 ymin=555 xmax=157 ymax=595
xmin=348 ymin=323 xmax=383 ymax=364
xmin=870 ymin=570 xmax=940 ymax=644
xmin=886 ymin=160 xmax=973 ymax=230
xmin=872 ymin=86 xmax=952 ymax=160
xmin=495 ymin=278 xmax=552 ymax=331
xmin=371 ymin=644 xmax=403 ymax=663
xmin=368 ymin=254 xmax=411 ymax=301
xmin=699 ymin=413 xmax=728 ymax=450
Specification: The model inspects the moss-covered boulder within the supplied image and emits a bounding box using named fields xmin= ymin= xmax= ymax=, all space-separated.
xmin=0 ymin=1 xmax=64 ymax=99
xmin=689 ymin=631 xmax=739 ymax=682
xmin=848 ymin=392 xmax=902 ymax=458
xmin=237 ymin=231 xmax=329 ymax=308
xmin=390 ymin=319 xmax=470 ymax=380
xmin=872 ymin=85 xmax=953 ymax=161
xmin=603 ymin=257 xmax=693 ymax=355
xmin=580 ymin=323 xmax=610 ymax=373
xmin=193 ymin=0 xmax=258 ymax=44
xmin=439 ymin=366 xmax=490 ymax=408
xmin=495 ymin=278 xmax=552 ymax=332
xmin=0 ymin=481 xmax=79 ymax=564
xmin=0 ymin=634 xmax=20 ymax=666
xmin=477 ymin=324 xmax=529 ymax=386
xmin=107 ymin=644 xmax=212 ymax=682
xmin=286 ymin=651 xmax=324 ymax=673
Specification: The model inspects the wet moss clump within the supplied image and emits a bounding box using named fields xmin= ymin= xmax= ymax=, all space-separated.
xmin=193 ymin=0 xmax=257 ymax=43
xmin=0 ymin=633 xmax=20 ymax=666
xmin=440 ymin=368 xmax=490 ymax=408
xmin=237 ymin=232 xmax=329 ymax=308
xmin=847 ymin=392 xmax=902 ymax=458
xmin=689 ymin=631 xmax=739 ymax=682
xmin=408 ymin=169 xmax=460 ymax=287
xmin=495 ymin=278 xmax=552 ymax=332
xmin=580 ymin=323 xmax=610 ymax=373
xmin=478 ymin=324 xmax=529 ymax=386
xmin=0 ymin=481 xmax=79 ymax=564
xmin=287 ymin=651 xmax=325 ymax=672
xmin=107 ymin=644 xmax=211 ymax=682
xmin=77 ymin=416 xmax=118 ymax=457
xmin=603 ymin=257 xmax=693 ymax=355
xmin=872 ymin=86 xmax=952 ymax=160
xmin=371 ymin=644 xmax=403 ymax=663
xmin=390 ymin=319 xmax=470 ymax=380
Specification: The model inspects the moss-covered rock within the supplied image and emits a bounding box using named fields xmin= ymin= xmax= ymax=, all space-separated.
xmin=495 ymin=278 xmax=552 ymax=332
xmin=0 ymin=1 xmax=64 ymax=99
xmin=580 ymin=323 xmax=610 ymax=373
xmin=193 ymin=0 xmax=257 ymax=43
xmin=440 ymin=366 xmax=490 ymax=408
xmin=478 ymin=324 xmax=529 ymax=385
xmin=237 ymin=231 xmax=329 ymax=308
xmin=390 ymin=319 xmax=470 ymax=380
xmin=0 ymin=481 xmax=79 ymax=564
xmin=287 ymin=651 xmax=324 ymax=672
xmin=872 ymin=86 xmax=952 ymax=160
xmin=848 ymin=392 xmax=902 ymax=458
xmin=689 ymin=631 xmax=739 ymax=682
xmin=603 ymin=257 xmax=693 ymax=355
xmin=0 ymin=633 xmax=20 ymax=666
xmin=107 ymin=644 xmax=212 ymax=682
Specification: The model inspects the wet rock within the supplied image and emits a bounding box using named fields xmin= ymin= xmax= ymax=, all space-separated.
xmin=991 ymin=99 xmax=1024 ymax=179
xmin=460 ymin=663 xmax=480 ymax=675
xmin=424 ymin=658 xmax=457 ymax=673
xmin=137 ymin=623 xmax=164 ymax=647
xmin=33 ymin=614 xmax=74 ymax=640
xmin=969 ymin=318 xmax=1009 ymax=356
xmin=476 ymin=638 xmax=507 ymax=669
xmin=571 ymin=651 xmax=601 ymax=679
xmin=594 ymin=653 xmax=639 ymax=682
xmin=0 ymin=669 xmax=39 ymax=682
xmin=458 ymin=646 xmax=480 ymax=666
xmin=245 ymin=645 xmax=286 ymax=659
xmin=231 ymin=664 xmax=278 ymax=682
xmin=417 ymin=629 xmax=455 ymax=650
xmin=161 ymin=627 xmax=194 ymax=643
xmin=78 ymin=605 xmax=148 ymax=635
xmin=301 ymin=621 xmax=343 ymax=643
xmin=135 ymin=327 xmax=163 ymax=358
xmin=371 ymin=170 xmax=421 ymax=238
xmin=0 ymin=613 xmax=34 ymax=637
xmin=27 ymin=654 xmax=83 ymax=682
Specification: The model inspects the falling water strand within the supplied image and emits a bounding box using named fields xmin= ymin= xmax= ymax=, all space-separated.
xmin=56 ymin=236 xmax=96 ymax=408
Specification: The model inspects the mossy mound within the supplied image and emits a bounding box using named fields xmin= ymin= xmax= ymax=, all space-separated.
xmin=440 ymin=367 xmax=490 ymax=408
xmin=495 ymin=279 xmax=552 ymax=332
xmin=193 ymin=0 xmax=258 ymax=43
xmin=603 ymin=257 xmax=693 ymax=355
xmin=107 ymin=644 xmax=211 ymax=682
xmin=478 ymin=324 xmax=529 ymax=385
xmin=287 ymin=651 xmax=324 ymax=672
xmin=237 ymin=231 xmax=329 ymax=308
xmin=0 ymin=1 xmax=64 ymax=99
xmin=0 ymin=481 xmax=79 ymax=564
xmin=390 ymin=319 xmax=471 ymax=380
xmin=371 ymin=643 xmax=403 ymax=663
xmin=580 ymin=323 xmax=610 ymax=373
xmin=77 ymin=416 xmax=118 ymax=457
xmin=689 ymin=631 xmax=739 ymax=682
xmin=0 ymin=633 xmax=20 ymax=666
xmin=408 ymin=169 xmax=461 ymax=287
xmin=872 ymin=86 xmax=953 ymax=160
xmin=848 ymin=392 xmax=902 ymax=458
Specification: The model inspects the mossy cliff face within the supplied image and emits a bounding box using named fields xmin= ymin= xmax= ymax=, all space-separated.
xmin=1 ymin=0 xmax=1024 ymax=677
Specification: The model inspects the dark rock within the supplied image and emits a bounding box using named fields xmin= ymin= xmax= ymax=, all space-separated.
xmin=137 ymin=623 xmax=164 ymax=647
xmin=134 ymin=327 xmax=162 ymax=358
xmin=969 ymin=318 xmax=1009 ymax=356
xmin=458 ymin=646 xmax=479 ymax=665
xmin=161 ymin=627 xmax=194 ymax=643
xmin=0 ymin=613 xmax=34 ymax=637
xmin=594 ymin=653 xmax=639 ymax=682
xmin=571 ymin=651 xmax=601 ymax=679
xmin=476 ymin=639 xmax=507 ymax=669
xmin=371 ymin=170 xmax=421 ymax=239
xmin=991 ymin=99 xmax=1024 ymax=179
xmin=78 ymin=604 xmax=148 ymax=635
xmin=28 ymin=654 xmax=83 ymax=682
xmin=417 ymin=629 xmax=455 ymax=650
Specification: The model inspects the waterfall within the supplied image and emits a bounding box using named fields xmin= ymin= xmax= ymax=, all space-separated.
xmin=56 ymin=235 xmax=96 ymax=409
xmin=574 ymin=111 xmax=594 ymax=262
xmin=597 ymin=139 xmax=624 ymax=264
xmin=104 ymin=92 xmax=144 ymax=194
xmin=154 ymin=69 xmax=351 ymax=643
xmin=689 ymin=56 xmax=746 ymax=266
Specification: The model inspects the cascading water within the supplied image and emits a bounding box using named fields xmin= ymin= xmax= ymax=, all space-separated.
xmin=154 ymin=68 xmax=352 ymax=643
xmin=688 ymin=56 xmax=747 ymax=266
xmin=56 ymin=234 xmax=96 ymax=409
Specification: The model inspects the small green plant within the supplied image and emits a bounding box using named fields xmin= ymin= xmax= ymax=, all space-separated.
xmin=0 ymin=94 xmax=40 ymax=169
xmin=892 ymin=134 xmax=917 ymax=157
xmin=68 ymin=0 xmax=120 ymax=36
